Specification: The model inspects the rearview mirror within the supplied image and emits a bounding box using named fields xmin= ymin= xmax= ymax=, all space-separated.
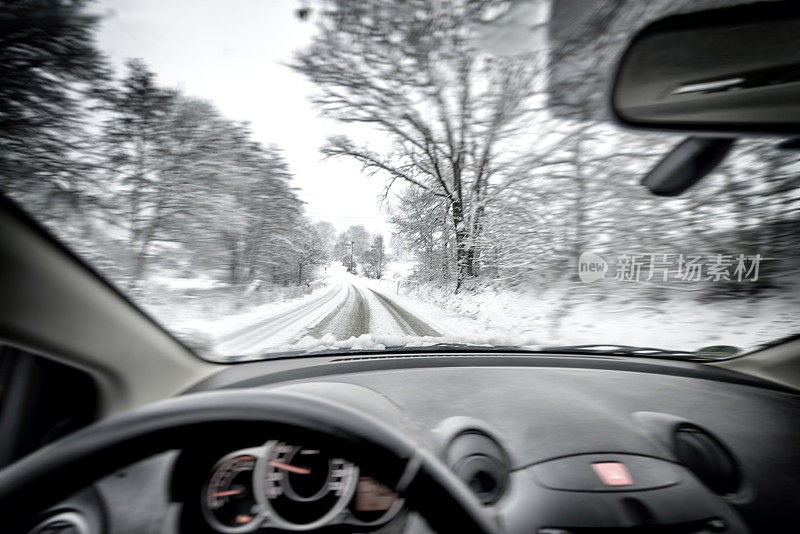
xmin=641 ymin=137 xmax=735 ymax=197
xmin=611 ymin=2 xmax=800 ymax=135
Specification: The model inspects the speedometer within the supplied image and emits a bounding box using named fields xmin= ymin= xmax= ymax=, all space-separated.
xmin=202 ymin=452 xmax=261 ymax=533
xmin=258 ymin=441 xmax=357 ymax=530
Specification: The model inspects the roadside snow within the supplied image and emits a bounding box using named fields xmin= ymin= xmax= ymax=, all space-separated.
xmin=147 ymin=273 xmax=221 ymax=290
xmin=384 ymin=260 xmax=417 ymax=279
xmin=169 ymin=283 xmax=334 ymax=340
xmin=400 ymin=277 xmax=800 ymax=353
xmin=233 ymin=332 xmax=544 ymax=362
xmin=361 ymin=277 xmax=488 ymax=338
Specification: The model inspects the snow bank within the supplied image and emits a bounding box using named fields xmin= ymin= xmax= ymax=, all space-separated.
xmin=230 ymin=331 xmax=545 ymax=361
xmin=399 ymin=278 xmax=800 ymax=353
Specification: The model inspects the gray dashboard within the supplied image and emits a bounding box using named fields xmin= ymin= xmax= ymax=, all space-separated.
xmin=91 ymin=353 xmax=800 ymax=533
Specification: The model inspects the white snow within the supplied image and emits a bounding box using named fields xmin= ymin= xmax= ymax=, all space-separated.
xmin=361 ymin=277 xmax=486 ymax=338
xmin=399 ymin=277 xmax=800 ymax=353
xmin=162 ymin=260 xmax=799 ymax=361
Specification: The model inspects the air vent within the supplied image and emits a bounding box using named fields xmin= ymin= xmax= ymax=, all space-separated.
xmin=445 ymin=431 xmax=509 ymax=505
xmin=673 ymin=425 xmax=740 ymax=495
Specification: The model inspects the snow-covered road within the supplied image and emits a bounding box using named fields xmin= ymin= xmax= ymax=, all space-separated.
xmin=307 ymin=282 xmax=441 ymax=340
xmin=212 ymin=269 xmax=448 ymax=358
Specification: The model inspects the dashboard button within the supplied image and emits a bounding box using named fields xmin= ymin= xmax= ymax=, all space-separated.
xmin=591 ymin=462 xmax=633 ymax=486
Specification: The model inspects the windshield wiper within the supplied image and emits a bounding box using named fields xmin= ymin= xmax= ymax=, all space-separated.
xmin=540 ymin=344 xmax=711 ymax=361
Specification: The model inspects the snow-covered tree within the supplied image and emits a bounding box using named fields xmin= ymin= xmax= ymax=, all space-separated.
xmin=362 ymin=235 xmax=387 ymax=279
xmin=0 ymin=0 xmax=111 ymax=213
xmin=293 ymin=0 xmax=541 ymax=290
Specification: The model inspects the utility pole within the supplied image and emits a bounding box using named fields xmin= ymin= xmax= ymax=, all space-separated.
xmin=349 ymin=241 xmax=355 ymax=273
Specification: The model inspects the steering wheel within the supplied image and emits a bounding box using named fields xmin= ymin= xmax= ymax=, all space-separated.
xmin=0 ymin=389 xmax=498 ymax=533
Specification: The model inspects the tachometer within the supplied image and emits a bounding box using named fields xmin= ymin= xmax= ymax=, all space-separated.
xmin=258 ymin=441 xmax=357 ymax=530
xmin=202 ymin=452 xmax=261 ymax=533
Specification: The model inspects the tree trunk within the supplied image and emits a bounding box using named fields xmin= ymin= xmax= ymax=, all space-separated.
xmin=442 ymin=239 xmax=449 ymax=281
xmin=228 ymin=245 xmax=240 ymax=284
xmin=454 ymin=236 xmax=471 ymax=293
xmin=452 ymin=200 xmax=473 ymax=293
xmin=465 ymin=248 xmax=476 ymax=277
xmin=130 ymin=238 xmax=150 ymax=291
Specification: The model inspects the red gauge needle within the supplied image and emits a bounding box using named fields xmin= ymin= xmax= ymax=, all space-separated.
xmin=209 ymin=489 xmax=243 ymax=498
xmin=267 ymin=460 xmax=311 ymax=475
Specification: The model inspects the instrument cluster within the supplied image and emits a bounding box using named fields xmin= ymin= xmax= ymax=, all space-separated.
xmin=201 ymin=440 xmax=402 ymax=532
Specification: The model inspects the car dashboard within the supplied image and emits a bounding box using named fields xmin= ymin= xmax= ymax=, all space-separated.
xmin=60 ymin=353 xmax=800 ymax=534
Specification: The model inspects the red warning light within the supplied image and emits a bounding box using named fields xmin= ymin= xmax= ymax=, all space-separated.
xmin=591 ymin=462 xmax=633 ymax=486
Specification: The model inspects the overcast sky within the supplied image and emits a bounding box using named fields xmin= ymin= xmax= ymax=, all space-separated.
xmin=96 ymin=0 xmax=393 ymax=237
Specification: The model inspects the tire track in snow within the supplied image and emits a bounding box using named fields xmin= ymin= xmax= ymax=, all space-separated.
xmin=367 ymin=288 xmax=442 ymax=337
xmin=304 ymin=284 xmax=371 ymax=340
xmin=351 ymin=286 xmax=371 ymax=336
xmin=215 ymin=284 xmax=346 ymax=354
xmin=304 ymin=285 xmax=352 ymax=339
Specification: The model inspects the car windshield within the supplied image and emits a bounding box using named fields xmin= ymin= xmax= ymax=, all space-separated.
xmin=2 ymin=0 xmax=799 ymax=362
